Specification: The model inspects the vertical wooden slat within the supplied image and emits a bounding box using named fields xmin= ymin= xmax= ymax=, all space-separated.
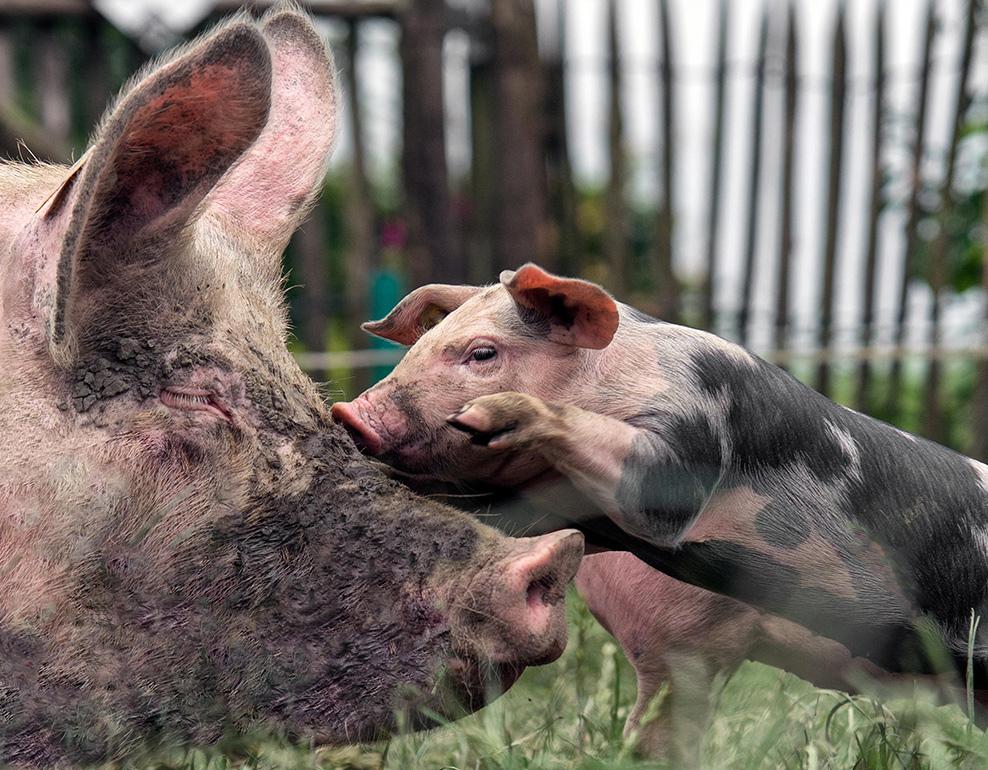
xmin=655 ymin=0 xmax=680 ymax=320
xmin=774 ymin=2 xmax=797 ymax=363
xmin=702 ymin=0 xmax=729 ymax=331
xmin=815 ymin=4 xmax=846 ymax=396
xmin=36 ymin=20 xmax=70 ymax=146
xmin=886 ymin=0 xmax=934 ymax=417
xmin=972 ymin=193 xmax=988 ymax=460
xmin=854 ymin=0 xmax=886 ymax=411
xmin=604 ymin=0 xmax=627 ymax=294
xmin=0 ymin=18 xmax=66 ymax=161
xmin=400 ymin=0 xmax=457 ymax=285
xmin=0 ymin=18 xmax=13 ymax=107
xmin=922 ymin=0 xmax=976 ymax=442
xmin=543 ymin=0 xmax=575 ymax=275
xmin=491 ymin=0 xmax=546 ymax=273
xmin=295 ymin=211 xmax=330 ymax=383
xmin=345 ymin=20 xmax=375 ymax=392
xmin=738 ymin=7 xmax=768 ymax=347
xmin=81 ymin=15 xmax=109 ymax=139
xmin=468 ymin=51 xmax=495 ymax=284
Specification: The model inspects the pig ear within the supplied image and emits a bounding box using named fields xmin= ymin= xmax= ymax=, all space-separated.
xmin=39 ymin=21 xmax=272 ymax=351
xmin=206 ymin=7 xmax=338 ymax=260
xmin=500 ymin=263 xmax=619 ymax=349
xmin=361 ymin=285 xmax=481 ymax=346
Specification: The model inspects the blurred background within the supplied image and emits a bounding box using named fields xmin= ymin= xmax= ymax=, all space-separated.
xmin=1 ymin=0 xmax=986 ymax=452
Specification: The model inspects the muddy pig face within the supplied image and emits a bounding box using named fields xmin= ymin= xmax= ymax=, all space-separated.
xmin=333 ymin=264 xmax=619 ymax=484
xmin=0 ymin=13 xmax=583 ymax=767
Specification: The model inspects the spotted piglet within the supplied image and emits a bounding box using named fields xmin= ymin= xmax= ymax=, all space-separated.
xmin=332 ymin=264 xmax=973 ymax=758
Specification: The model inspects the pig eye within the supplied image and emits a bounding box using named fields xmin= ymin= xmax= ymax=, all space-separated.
xmin=160 ymin=386 xmax=230 ymax=421
xmin=468 ymin=347 xmax=498 ymax=363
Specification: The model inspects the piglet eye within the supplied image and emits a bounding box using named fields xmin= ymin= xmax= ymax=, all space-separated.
xmin=469 ymin=347 xmax=497 ymax=363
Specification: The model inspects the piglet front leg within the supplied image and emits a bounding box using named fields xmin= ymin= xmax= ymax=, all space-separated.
xmin=449 ymin=391 xmax=681 ymax=542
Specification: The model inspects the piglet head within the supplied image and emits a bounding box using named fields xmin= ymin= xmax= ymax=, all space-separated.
xmin=332 ymin=264 xmax=619 ymax=485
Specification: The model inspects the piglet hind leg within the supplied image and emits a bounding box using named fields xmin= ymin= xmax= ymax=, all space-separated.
xmin=576 ymin=553 xmax=760 ymax=765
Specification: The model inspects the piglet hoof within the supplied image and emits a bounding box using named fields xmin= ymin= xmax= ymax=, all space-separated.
xmin=447 ymin=392 xmax=552 ymax=450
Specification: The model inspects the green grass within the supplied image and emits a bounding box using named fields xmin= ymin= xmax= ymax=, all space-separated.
xmin=118 ymin=593 xmax=988 ymax=770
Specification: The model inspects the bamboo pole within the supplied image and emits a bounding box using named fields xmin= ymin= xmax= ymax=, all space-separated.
xmin=922 ymin=0 xmax=976 ymax=442
xmin=774 ymin=1 xmax=797 ymax=366
xmin=815 ymin=4 xmax=846 ymax=396
xmin=604 ymin=0 xmax=627 ymax=295
xmin=886 ymin=0 xmax=934 ymax=417
xmin=738 ymin=7 xmax=768 ymax=347
xmin=702 ymin=0 xmax=729 ymax=331
xmin=854 ymin=0 xmax=886 ymax=412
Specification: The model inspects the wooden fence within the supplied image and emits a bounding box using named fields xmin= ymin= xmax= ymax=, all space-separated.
xmin=1 ymin=0 xmax=986 ymax=454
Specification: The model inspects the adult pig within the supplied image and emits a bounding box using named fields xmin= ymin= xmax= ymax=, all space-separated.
xmin=334 ymin=263 xmax=988 ymax=755
xmin=0 ymin=14 xmax=584 ymax=768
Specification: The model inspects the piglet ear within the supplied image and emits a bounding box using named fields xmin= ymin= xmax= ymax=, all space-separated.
xmin=206 ymin=7 xmax=338 ymax=260
xmin=39 ymin=21 xmax=272 ymax=351
xmin=361 ymin=284 xmax=481 ymax=346
xmin=500 ymin=263 xmax=619 ymax=349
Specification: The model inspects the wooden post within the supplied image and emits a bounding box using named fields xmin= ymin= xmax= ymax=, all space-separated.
xmin=295 ymin=211 xmax=331 ymax=384
xmin=490 ymin=0 xmax=546 ymax=273
xmin=886 ymin=0 xmax=934 ymax=418
xmin=854 ymin=0 xmax=885 ymax=412
xmin=922 ymin=0 xmax=976 ymax=442
xmin=703 ymin=0 xmax=728 ymax=332
xmin=815 ymin=5 xmax=846 ymax=396
xmin=543 ymin=0 xmax=576 ymax=275
xmin=0 ymin=18 xmax=13 ymax=108
xmin=738 ymin=8 xmax=768 ymax=347
xmin=0 ymin=19 xmax=66 ymax=162
xmin=36 ymin=20 xmax=70 ymax=147
xmin=774 ymin=2 xmax=797 ymax=365
xmin=81 ymin=15 xmax=110 ymax=138
xmin=345 ymin=20 xmax=375 ymax=391
xmin=972 ymin=194 xmax=988 ymax=460
xmin=655 ymin=0 xmax=681 ymax=320
xmin=468 ymin=50 xmax=495 ymax=284
xmin=603 ymin=0 xmax=627 ymax=295
xmin=400 ymin=0 xmax=458 ymax=285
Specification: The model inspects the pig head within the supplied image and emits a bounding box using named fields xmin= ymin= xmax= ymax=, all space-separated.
xmin=331 ymin=272 xmax=620 ymax=487
xmin=0 ymin=12 xmax=583 ymax=768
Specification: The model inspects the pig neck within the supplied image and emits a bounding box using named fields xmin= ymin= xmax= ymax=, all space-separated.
xmin=590 ymin=317 xmax=988 ymax=673
xmin=587 ymin=317 xmax=988 ymax=520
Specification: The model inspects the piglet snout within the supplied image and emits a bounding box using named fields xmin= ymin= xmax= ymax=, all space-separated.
xmin=331 ymin=400 xmax=383 ymax=455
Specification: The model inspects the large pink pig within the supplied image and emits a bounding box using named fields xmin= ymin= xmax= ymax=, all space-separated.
xmin=333 ymin=265 xmax=888 ymax=760
xmin=0 ymin=16 xmax=586 ymax=767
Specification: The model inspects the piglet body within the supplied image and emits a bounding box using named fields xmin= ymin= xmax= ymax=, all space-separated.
xmin=333 ymin=265 xmax=958 ymax=757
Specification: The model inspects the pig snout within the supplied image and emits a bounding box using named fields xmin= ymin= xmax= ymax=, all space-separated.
xmin=332 ymin=392 xmax=416 ymax=457
xmin=464 ymin=529 xmax=585 ymax=668
xmin=331 ymin=398 xmax=384 ymax=454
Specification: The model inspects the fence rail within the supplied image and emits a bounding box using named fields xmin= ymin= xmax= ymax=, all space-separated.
xmin=0 ymin=0 xmax=986 ymax=452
